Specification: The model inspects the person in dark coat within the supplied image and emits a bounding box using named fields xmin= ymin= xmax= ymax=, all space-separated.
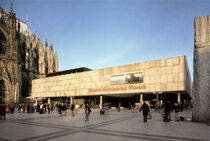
xmin=0 ymin=104 xmax=2 ymax=119
xmin=58 ymin=104 xmax=62 ymax=116
xmin=139 ymin=102 xmax=150 ymax=123
xmin=48 ymin=104 xmax=51 ymax=114
xmin=10 ymin=104 xmax=15 ymax=114
xmin=71 ymin=104 xmax=75 ymax=117
xmin=164 ymin=101 xmax=173 ymax=122
xmin=62 ymin=104 xmax=67 ymax=116
xmin=0 ymin=104 xmax=6 ymax=120
xmin=85 ymin=103 xmax=91 ymax=122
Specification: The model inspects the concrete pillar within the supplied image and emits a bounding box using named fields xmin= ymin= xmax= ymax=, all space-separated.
xmin=70 ymin=96 xmax=73 ymax=105
xmin=177 ymin=92 xmax=181 ymax=104
xmin=48 ymin=98 xmax=50 ymax=104
xmin=100 ymin=96 xmax=103 ymax=109
xmin=118 ymin=98 xmax=121 ymax=111
xmin=156 ymin=93 xmax=159 ymax=106
xmin=140 ymin=94 xmax=143 ymax=104
xmin=95 ymin=97 xmax=96 ymax=105
xmin=193 ymin=15 xmax=210 ymax=122
xmin=34 ymin=98 xmax=37 ymax=104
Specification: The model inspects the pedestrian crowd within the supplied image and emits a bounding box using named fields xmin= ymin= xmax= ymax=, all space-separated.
xmin=163 ymin=101 xmax=182 ymax=122
xmin=138 ymin=101 xmax=185 ymax=123
xmin=0 ymin=101 xmax=188 ymax=123
xmin=0 ymin=102 xmax=81 ymax=117
xmin=0 ymin=103 xmax=16 ymax=120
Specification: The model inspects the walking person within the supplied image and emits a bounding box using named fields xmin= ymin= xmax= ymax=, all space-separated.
xmin=118 ymin=102 xmax=121 ymax=112
xmin=0 ymin=104 xmax=6 ymax=120
xmin=164 ymin=101 xmax=172 ymax=122
xmin=174 ymin=103 xmax=180 ymax=121
xmin=139 ymin=102 xmax=150 ymax=123
xmin=0 ymin=104 xmax=2 ymax=120
xmin=132 ymin=103 xmax=135 ymax=112
xmin=48 ymin=104 xmax=51 ymax=114
xmin=85 ymin=103 xmax=91 ymax=122
xmin=62 ymin=104 xmax=66 ymax=116
xmin=71 ymin=104 xmax=75 ymax=117
xmin=58 ymin=104 xmax=62 ymax=116
xmin=10 ymin=104 xmax=15 ymax=114
xmin=18 ymin=104 xmax=21 ymax=113
xmin=40 ymin=104 xmax=43 ymax=114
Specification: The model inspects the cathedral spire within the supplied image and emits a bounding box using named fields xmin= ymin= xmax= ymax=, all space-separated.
xmin=17 ymin=19 xmax=20 ymax=32
xmin=50 ymin=43 xmax=53 ymax=50
xmin=55 ymin=50 xmax=58 ymax=57
xmin=9 ymin=3 xmax=15 ymax=17
xmin=45 ymin=38 xmax=48 ymax=47
xmin=34 ymin=32 xmax=37 ymax=40
xmin=26 ymin=15 xmax=29 ymax=24
xmin=38 ymin=33 xmax=40 ymax=40
xmin=10 ymin=3 xmax=14 ymax=14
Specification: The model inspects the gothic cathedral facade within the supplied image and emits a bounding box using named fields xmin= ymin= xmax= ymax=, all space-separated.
xmin=0 ymin=4 xmax=58 ymax=103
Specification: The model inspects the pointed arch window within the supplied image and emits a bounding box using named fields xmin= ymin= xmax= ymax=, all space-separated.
xmin=0 ymin=29 xmax=7 ymax=54
xmin=0 ymin=42 xmax=5 ymax=54
xmin=0 ymin=80 xmax=5 ymax=103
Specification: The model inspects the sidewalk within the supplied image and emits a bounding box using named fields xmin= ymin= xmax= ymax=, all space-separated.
xmin=0 ymin=109 xmax=209 ymax=141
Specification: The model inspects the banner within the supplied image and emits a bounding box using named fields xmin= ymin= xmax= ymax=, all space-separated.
xmin=111 ymin=72 xmax=143 ymax=85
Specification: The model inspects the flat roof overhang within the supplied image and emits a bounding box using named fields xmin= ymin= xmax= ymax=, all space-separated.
xmin=46 ymin=67 xmax=91 ymax=77
xmin=69 ymin=90 xmax=191 ymax=98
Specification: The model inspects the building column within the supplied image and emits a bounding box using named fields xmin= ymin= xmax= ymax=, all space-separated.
xmin=95 ymin=97 xmax=97 ymax=105
xmin=70 ymin=96 xmax=73 ymax=105
xmin=100 ymin=96 xmax=103 ymax=109
xmin=34 ymin=98 xmax=37 ymax=104
xmin=177 ymin=92 xmax=181 ymax=104
xmin=140 ymin=94 xmax=143 ymax=105
xmin=118 ymin=98 xmax=121 ymax=111
xmin=48 ymin=98 xmax=50 ymax=104
xmin=156 ymin=93 xmax=159 ymax=106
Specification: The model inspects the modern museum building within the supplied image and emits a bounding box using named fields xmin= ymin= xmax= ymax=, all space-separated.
xmin=31 ymin=56 xmax=192 ymax=109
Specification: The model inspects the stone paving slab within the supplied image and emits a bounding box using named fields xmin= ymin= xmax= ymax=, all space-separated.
xmin=49 ymin=132 xmax=145 ymax=141
xmin=0 ymin=122 xmax=63 ymax=141
xmin=0 ymin=109 xmax=209 ymax=141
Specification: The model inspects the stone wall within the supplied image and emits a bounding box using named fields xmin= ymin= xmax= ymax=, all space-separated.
xmin=193 ymin=15 xmax=210 ymax=122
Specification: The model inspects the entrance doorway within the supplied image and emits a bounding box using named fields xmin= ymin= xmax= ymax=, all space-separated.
xmin=103 ymin=95 xmax=137 ymax=108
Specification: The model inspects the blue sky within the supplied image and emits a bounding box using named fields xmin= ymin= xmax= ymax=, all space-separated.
xmin=1 ymin=0 xmax=210 ymax=77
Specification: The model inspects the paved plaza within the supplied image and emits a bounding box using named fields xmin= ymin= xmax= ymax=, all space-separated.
xmin=0 ymin=109 xmax=210 ymax=141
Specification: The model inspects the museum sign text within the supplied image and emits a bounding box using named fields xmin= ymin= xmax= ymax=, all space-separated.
xmin=89 ymin=85 xmax=146 ymax=92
